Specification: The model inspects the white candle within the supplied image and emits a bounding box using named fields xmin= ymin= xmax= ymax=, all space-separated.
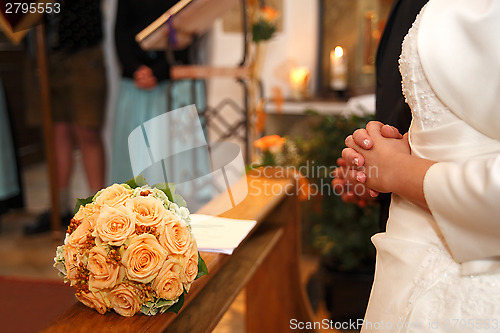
xmin=330 ymin=46 xmax=348 ymax=91
xmin=289 ymin=67 xmax=310 ymax=100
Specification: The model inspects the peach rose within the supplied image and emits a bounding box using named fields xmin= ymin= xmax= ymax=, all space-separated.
xmin=126 ymin=196 xmax=167 ymax=234
xmin=76 ymin=290 xmax=109 ymax=314
xmin=108 ymin=284 xmax=142 ymax=317
xmin=121 ymin=234 xmax=168 ymax=283
xmin=95 ymin=205 xmax=136 ymax=246
xmin=87 ymin=246 xmax=124 ymax=291
xmin=159 ymin=217 xmax=191 ymax=254
xmin=152 ymin=258 xmax=184 ymax=300
xmin=164 ymin=210 xmax=181 ymax=223
xmin=95 ymin=184 xmax=132 ymax=207
xmin=86 ymin=211 xmax=100 ymax=229
xmin=74 ymin=203 xmax=98 ymax=222
xmin=180 ymin=241 xmax=199 ymax=288
xmin=67 ymin=219 xmax=93 ymax=248
xmin=74 ymin=205 xmax=85 ymax=221
xmin=63 ymin=244 xmax=81 ymax=285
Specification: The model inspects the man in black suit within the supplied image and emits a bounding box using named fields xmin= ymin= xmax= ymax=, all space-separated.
xmin=333 ymin=0 xmax=428 ymax=229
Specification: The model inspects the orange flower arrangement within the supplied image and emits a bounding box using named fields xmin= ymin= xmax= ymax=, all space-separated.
xmin=251 ymin=5 xmax=279 ymax=43
xmin=254 ymin=134 xmax=286 ymax=152
xmin=253 ymin=135 xmax=312 ymax=201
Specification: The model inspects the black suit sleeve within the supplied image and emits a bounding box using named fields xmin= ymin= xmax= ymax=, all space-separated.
xmin=375 ymin=0 xmax=429 ymax=133
xmin=114 ymin=0 xmax=142 ymax=77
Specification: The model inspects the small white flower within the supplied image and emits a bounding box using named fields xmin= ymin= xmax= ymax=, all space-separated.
xmin=53 ymin=245 xmax=67 ymax=276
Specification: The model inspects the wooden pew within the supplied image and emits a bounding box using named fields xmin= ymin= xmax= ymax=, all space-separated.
xmin=42 ymin=168 xmax=316 ymax=332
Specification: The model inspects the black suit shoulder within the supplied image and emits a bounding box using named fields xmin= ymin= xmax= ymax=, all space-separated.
xmin=375 ymin=0 xmax=429 ymax=133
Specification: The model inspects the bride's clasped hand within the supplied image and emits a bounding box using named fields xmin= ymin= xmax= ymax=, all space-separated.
xmin=342 ymin=121 xmax=436 ymax=212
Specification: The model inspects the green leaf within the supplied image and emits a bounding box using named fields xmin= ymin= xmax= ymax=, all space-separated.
xmin=156 ymin=299 xmax=171 ymax=307
xmin=261 ymin=150 xmax=276 ymax=166
xmin=152 ymin=182 xmax=176 ymax=203
xmin=125 ymin=175 xmax=148 ymax=189
xmin=166 ymin=293 xmax=185 ymax=314
xmin=73 ymin=195 xmax=94 ymax=215
xmin=196 ymin=251 xmax=209 ymax=279
xmin=173 ymin=193 xmax=187 ymax=208
xmin=252 ymin=20 xmax=276 ymax=43
xmin=245 ymin=163 xmax=260 ymax=172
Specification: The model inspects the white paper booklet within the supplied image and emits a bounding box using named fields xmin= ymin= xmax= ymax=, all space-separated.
xmin=189 ymin=214 xmax=257 ymax=255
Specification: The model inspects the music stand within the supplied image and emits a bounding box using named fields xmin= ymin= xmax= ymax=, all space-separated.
xmin=136 ymin=0 xmax=257 ymax=162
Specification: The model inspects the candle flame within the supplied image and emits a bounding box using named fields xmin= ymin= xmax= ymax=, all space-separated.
xmin=290 ymin=67 xmax=309 ymax=84
xmin=334 ymin=46 xmax=344 ymax=58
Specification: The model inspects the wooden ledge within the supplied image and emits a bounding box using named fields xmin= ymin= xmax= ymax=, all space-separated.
xmin=41 ymin=172 xmax=316 ymax=332
xmin=165 ymin=225 xmax=284 ymax=332
xmin=170 ymin=65 xmax=250 ymax=80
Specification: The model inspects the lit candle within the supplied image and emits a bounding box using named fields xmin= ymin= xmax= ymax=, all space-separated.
xmin=289 ymin=67 xmax=310 ymax=100
xmin=330 ymin=46 xmax=348 ymax=91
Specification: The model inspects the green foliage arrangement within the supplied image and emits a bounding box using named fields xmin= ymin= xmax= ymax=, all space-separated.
xmin=251 ymin=6 xmax=279 ymax=43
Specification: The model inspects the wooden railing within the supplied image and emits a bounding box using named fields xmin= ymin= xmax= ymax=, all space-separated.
xmin=42 ymin=168 xmax=316 ymax=332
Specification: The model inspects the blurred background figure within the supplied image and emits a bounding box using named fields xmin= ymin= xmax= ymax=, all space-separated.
xmin=24 ymin=0 xmax=107 ymax=234
xmin=109 ymin=0 xmax=206 ymax=185
xmin=0 ymin=79 xmax=24 ymax=232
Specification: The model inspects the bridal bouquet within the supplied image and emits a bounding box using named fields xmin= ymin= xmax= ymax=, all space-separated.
xmin=54 ymin=178 xmax=208 ymax=317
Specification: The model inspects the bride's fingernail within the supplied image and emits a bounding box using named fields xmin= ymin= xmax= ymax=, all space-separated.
xmin=356 ymin=172 xmax=366 ymax=183
xmin=370 ymin=189 xmax=379 ymax=197
xmin=353 ymin=158 xmax=359 ymax=166
xmin=363 ymin=139 xmax=371 ymax=148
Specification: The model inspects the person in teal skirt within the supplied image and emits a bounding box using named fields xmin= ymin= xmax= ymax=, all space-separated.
xmin=111 ymin=0 xmax=209 ymax=211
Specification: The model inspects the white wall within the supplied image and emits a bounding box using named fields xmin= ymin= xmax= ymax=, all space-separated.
xmin=207 ymin=0 xmax=319 ymax=107
xmin=261 ymin=0 xmax=319 ymax=98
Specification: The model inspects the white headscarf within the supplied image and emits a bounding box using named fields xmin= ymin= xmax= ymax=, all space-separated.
xmin=418 ymin=0 xmax=500 ymax=141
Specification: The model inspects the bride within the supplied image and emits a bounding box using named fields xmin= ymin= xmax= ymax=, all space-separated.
xmin=342 ymin=0 xmax=500 ymax=331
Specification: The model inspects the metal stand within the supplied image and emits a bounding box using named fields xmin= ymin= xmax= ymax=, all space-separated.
xmin=35 ymin=24 xmax=61 ymax=236
xmin=167 ymin=0 xmax=257 ymax=163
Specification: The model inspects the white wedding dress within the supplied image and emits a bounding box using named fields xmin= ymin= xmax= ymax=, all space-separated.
xmin=362 ymin=4 xmax=500 ymax=332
